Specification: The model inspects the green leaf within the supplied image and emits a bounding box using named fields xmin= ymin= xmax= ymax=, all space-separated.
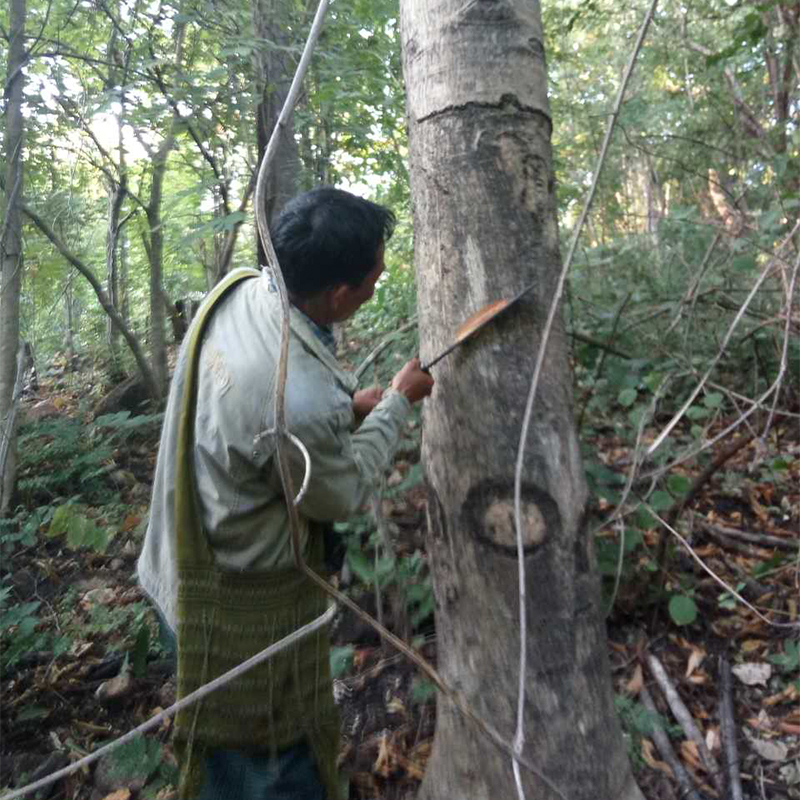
xmin=329 ymin=644 xmax=354 ymax=678
xmin=617 ymin=388 xmax=638 ymax=408
xmin=131 ymin=623 xmax=150 ymax=679
xmin=410 ymin=677 xmax=436 ymax=705
xmin=666 ymin=474 xmax=692 ymax=496
xmin=47 ymin=505 xmax=110 ymax=553
xmin=767 ymin=641 xmax=800 ymax=673
xmin=730 ymin=256 xmax=756 ymax=273
xmin=623 ymin=527 xmax=644 ymax=553
xmin=758 ymin=206 xmax=784 ymax=232
xmin=345 ymin=547 xmax=376 ymax=585
xmin=634 ymin=506 xmax=657 ymax=530
xmin=703 ymin=392 xmax=723 ymax=409
xmin=650 ymin=491 xmax=673 ymax=511
xmin=668 ymin=595 xmax=698 ymax=626
xmin=643 ymin=372 xmax=664 ymax=393
xmin=0 ymin=600 xmax=41 ymax=628
xmin=410 ymin=593 xmax=435 ymax=627
xmin=16 ymin=705 xmax=50 ymax=722
xmin=686 ymin=406 xmax=710 ymax=420
xmin=628 ymin=405 xmax=648 ymax=427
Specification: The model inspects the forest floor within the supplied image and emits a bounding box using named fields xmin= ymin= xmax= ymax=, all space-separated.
xmin=1 ymin=357 xmax=799 ymax=800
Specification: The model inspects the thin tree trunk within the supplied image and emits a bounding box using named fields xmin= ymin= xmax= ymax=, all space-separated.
xmin=252 ymin=0 xmax=300 ymax=270
xmin=64 ymin=279 xmax=76 ymax=366
xmin=105 ymin=174 xmax=126 ymax=377
xmin=104 ymin=30 xmax=127 ymax=373
xmin=18 ymin=199 xmax=160 ymax=401
xmin=145 ymin=146 xmax=170 ymax=398
xmin=143 ymin=21 xmax=188 ymax=397
xmin=0 ymin=0 xmax=26 ymax=513
xmin=400 ymin=2 xmax=643 ymax=798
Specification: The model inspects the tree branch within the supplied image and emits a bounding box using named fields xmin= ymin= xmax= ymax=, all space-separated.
xmin=9 ymin=187 xmax=159 ymax=400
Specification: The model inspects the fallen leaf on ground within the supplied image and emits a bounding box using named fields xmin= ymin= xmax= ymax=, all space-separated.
xmin=749 ymin=737 xmax=788 ymax=762
xmin=747 ymin=714 xmax=774 ymax=732
xmin=779 ymin=722 xmax=800 ymax=735
xmin=764 ymin=684 xmax=799 ymax=706
xmin=731 ymin=662 xmax=771 ymax=686
xmin=705 ymin=726 xmax=720 ymax=754
xmin=680 ymin=739 xmax=702 ymax=772
xmin=685 ymin=646 xmax=706 ymax=678
xmin=101 ymin=791 xmax=131 ymax=800
xmin=626 ymin=664 xmax=644 ymax=694
xmin=780 ymin=762 xmax=800 ymax=786
xmin=641 ymin=739 xmax=673 ymax=777
xmin=373 ymin=732 xmax=395 ymax=778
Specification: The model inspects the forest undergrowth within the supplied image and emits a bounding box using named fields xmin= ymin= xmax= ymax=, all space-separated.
xmin=1 ymin=327 xmax=799 ymax=800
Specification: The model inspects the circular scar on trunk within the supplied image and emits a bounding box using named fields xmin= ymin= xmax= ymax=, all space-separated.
xmin=484 ymin=499 xmax=545 ymax=549
xmin=463 ymin=480 xmax=561 ymax=557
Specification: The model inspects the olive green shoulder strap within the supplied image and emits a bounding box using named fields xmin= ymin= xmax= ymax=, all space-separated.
xmin=174 ymin=269 xmax=260 ymax=563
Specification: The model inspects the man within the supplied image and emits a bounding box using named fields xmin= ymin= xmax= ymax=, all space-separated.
xmin=137 ymin=187 xmax=433 ymax=799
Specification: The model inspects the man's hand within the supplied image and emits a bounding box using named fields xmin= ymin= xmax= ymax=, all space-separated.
xmin=391 ymin=358 xmax=435 ymax=404
xmin=353 ymin=387 xmax=384 ymax=421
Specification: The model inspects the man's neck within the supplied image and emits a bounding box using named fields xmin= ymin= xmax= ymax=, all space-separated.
xmin=290 ymin=293 xmax=333 ymax=327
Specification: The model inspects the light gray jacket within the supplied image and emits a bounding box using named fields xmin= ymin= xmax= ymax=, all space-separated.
xmin=137 ymin=268 xmax=411 ymax=629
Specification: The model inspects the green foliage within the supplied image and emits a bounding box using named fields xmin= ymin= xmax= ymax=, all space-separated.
xmin=131 ymin=623 xmax=151 ymax=679
xmin=0 ymin=585 xmax=70 ymax=669
xmin=17 ymin=416 xmax=115 ymax=504
xmin=668 ymin=594 xmax=698 ymax=626
xmin=0 ymin=504 xmax=54 ymax=553
xmin=614 ymin=693 xmax=682 ymax=769
xmin=335 ymin=510 xmax=434 ymax=633
xmin=107 ymin=735 xmax=176 ymax=796
xmin=46 ymin=503 xmax=113 ymax=553
xmin=15 ymin=410 xmax=160 ymax=507
xmin=595 ymin=527 xmax=643 ymax=579
xmin=93 ymin=411 xmax=164 ymax=443
xmin=330 ymin=644 xmax=355 ymax=679
xmin=409 ymin=677 xmax=436 ymax=706
xmin=768 ymin=640 xmax=800 ymax=676
xmin=717 ymin=582 xmax=745 ymax=611
xmin=60 ymin=589 xmax=153 ymax=655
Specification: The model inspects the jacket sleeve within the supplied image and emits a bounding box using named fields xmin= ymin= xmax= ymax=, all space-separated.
xmin=285 ymin=389 xmax=411 ymax=522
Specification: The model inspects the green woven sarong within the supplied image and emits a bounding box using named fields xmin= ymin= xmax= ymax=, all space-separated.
xmin=171 ymin=270 xmax=340 ymax=799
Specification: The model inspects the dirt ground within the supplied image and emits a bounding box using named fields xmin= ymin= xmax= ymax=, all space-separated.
xmin=1 ymin=378 xmax=799 ymax=800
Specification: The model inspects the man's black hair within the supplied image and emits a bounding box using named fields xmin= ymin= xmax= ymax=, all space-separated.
xmin=271 ymin=187 xmax=396 ymax=298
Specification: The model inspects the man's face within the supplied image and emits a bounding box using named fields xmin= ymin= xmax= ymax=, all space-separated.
xmin=330 ymin=242 xmax=385 ymax=322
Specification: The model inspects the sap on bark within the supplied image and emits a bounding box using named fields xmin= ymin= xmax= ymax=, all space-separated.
xmin=462 ymin=479 xmax=561 ymax=554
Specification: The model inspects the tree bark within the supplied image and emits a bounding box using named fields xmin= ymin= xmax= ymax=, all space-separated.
xmin=252 ymin=0 xmax=300 ymax=267
xmin=145 ymin=138 xmax=171 ymax=399
xmin=104 ymin=29 xmax=131 ymax=375
xmin=0 ymin=0 xmax=26 ymax=513
xmin=400 ymin=2 xmax=643 ymax=798
xmin=143 ymin=21 xmax=188 ymax=399
xmin=105 ymin=173 xmax=127 ymax=376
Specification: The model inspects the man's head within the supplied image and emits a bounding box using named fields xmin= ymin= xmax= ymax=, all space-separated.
xmin=272 ymin=187 xmax=395 ymax=322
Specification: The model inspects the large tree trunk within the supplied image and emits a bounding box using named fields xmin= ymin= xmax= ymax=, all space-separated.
xmin=0 ymin=0 xmax=26 ymax=513
xmin=400 ymin=2 xmax=643 ymax=799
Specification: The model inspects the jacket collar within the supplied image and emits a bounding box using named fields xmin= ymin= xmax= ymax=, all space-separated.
xmin=259 ymin=268 xmax=358 ymax=396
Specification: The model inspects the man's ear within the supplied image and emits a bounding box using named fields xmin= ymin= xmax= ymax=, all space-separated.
xmin=327 ymin=284 xmax=352 ymax=315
